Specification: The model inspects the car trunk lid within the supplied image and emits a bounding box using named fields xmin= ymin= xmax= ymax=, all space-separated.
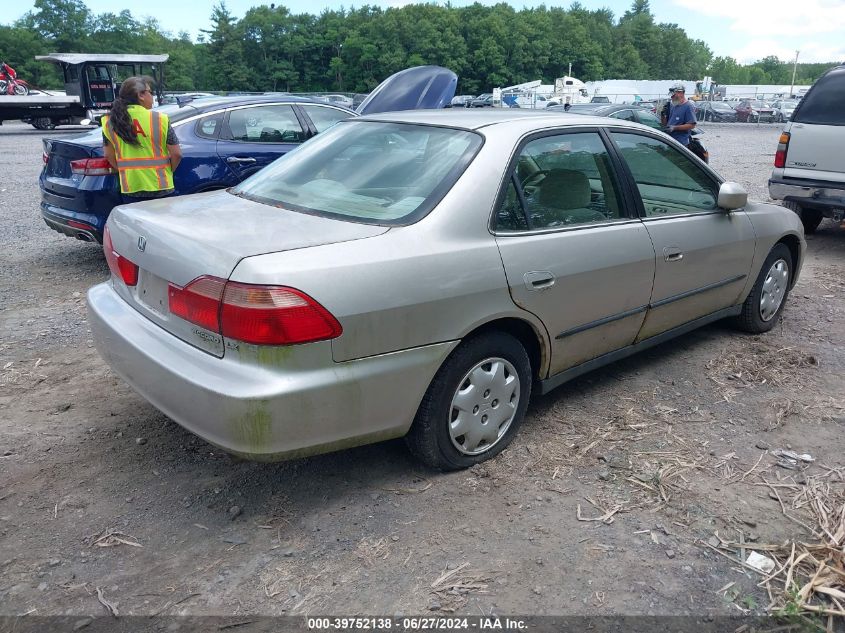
xmin=42 ymin=130 xmax=103 ymax=196
xmin=106 ymin=190 xmax=389 ymax=357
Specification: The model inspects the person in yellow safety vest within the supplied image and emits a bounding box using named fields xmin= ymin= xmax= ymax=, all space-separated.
xmin=102 ymin=76 xmax=181 ymax=198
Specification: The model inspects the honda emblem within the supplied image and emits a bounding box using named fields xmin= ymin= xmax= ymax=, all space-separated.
xmin=138 ymin=236 xmax=147 ymax=252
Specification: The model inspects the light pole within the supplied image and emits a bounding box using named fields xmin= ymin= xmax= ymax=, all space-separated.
xmin=790 ymin=50 xmax=799 ymax=98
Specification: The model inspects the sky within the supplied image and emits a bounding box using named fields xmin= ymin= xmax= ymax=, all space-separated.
xmin=8 ymin=0 xmax=845 ymax=65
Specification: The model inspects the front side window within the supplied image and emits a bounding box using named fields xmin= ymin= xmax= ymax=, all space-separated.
xmin=233 ymin=121 xmax=481 ymax=224
xmin=300 ymin=105 xmax=354 ymax=133
xmin=227 ymin=105 xmax=306 ymax=143
xmin=496 ymin=132 xmax=624 ymax=232
xmin=611 ymin=132 xmax=718 ymax=217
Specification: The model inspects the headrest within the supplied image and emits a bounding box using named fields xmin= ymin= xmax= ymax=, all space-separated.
xmin=537 ymin=169 xmax=591 ymax=210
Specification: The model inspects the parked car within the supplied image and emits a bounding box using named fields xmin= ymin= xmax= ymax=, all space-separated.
xmin=734 ymin=99 xmax=775 ymax=123
xmin=449 ymin=95 xmax=475 ymax=108
xmin=321 ymin=94 xmax=354 ymax=108
xmin=548 ymin=103 xmax=662 ymax=129
xmin=158 ymin=92 xmax=217 ymax=106
xmin=770 ymin=99 xmax=800 ymax=123
xmin=695 ymin=101 xmax=738 ymax=122
xmin=769 ymin=64 xmax=845 ymax=233
xmin=590 ymin=96 xmax=611 ymax=103
xmin=469 ymin=93 xmax=494 ymax=107
xmin=89 ymin=109 xmax=804 ymax=470
xmin=40 ymin=66 xmax=457 ymax=244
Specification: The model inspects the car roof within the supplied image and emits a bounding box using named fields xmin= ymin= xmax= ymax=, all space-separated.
xmin=356 ymin=108 xmax=649 ymax=133
xmin=173 ymin=94 xmax=355 ymax=117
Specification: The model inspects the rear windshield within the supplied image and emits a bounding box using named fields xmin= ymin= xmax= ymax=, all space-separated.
xmin=232 ymin=121 xmax=483 ymax=225
xmin=793 ymin=67 xmax=845 ymax=125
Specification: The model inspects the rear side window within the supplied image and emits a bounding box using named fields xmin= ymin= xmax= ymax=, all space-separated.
xmin=793 ymin=68 xmax=845 ymax=125
xmin=196 ymin=113 xmax=223 ymax=139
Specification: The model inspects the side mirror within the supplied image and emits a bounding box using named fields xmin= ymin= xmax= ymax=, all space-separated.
xmin=718 ymin=181 xmax=748 ymax=211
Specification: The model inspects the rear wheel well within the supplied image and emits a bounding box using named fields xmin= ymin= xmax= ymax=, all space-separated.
xmin=462 ymin=318 xmax=545 ymax=380
xmin=777 ymin=235 xmax=801 ymax=288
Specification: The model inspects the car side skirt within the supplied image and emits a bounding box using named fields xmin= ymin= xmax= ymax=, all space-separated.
xmin=538 ymin=305 xmax=742 ymax=395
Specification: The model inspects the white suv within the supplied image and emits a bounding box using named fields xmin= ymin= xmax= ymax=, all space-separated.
xmin=769 ymin=65 xmax=845 ymax=233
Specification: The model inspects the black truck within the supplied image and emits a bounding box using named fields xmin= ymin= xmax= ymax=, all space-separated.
xmin=0 ymin=53 xmax=167 ymax=130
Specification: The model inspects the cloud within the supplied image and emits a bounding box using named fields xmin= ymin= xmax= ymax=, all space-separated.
xmin=673 ymin=0 xmax=845 ymax=61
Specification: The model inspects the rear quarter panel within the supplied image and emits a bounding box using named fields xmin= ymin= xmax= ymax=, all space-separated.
xmin=229 ymin=131 xmax=551 ymax=366
xmin=171 ymin=121 xmax=234 ymax=194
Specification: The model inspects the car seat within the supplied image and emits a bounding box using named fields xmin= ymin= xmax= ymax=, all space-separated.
xmin=531 ymin=169 xmax=607 ymax=226
xmin=259 ymin=127 xmax=285 ymax=142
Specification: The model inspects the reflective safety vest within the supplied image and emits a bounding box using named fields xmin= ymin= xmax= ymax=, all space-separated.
xmin=102 ymin=104 xmax=174 ymax=194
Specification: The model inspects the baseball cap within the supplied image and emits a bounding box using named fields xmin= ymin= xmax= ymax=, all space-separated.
xmin=669 ymin=83 xmax=686 ymax=94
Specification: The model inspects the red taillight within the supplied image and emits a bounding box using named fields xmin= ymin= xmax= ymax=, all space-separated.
xmin=221 ymin=283 xmax=342 ymax=346
xmin=167 ymin=277 xmax=342 ymax=346
xmin=774 ymin=132 xmax=790 ymax=168
xmin=103 ymin=226 xmax=139 ymax=287
xmin=42 ymin=152 xmax=48 ymax=165
xmin=168 ymin=276 xmax=226 ymax=332
xmin=70 ymin=157 xmax=115 ymax=176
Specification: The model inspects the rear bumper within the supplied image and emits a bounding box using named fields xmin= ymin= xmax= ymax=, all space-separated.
xmin=769 ymin=178 xmax=845 ymax=214
xmin=87 ymin=282 xmax=457 ymax=461
xmin=40 ymin=202 xmax=103 ymax=243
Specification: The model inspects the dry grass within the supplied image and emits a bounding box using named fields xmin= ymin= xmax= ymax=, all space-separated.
xmin=812 ymin=269 xmax=845 ymax=294
xmin=706 ymin=341 xmax=818 ymax=390
xmin=705 ymin=470 xmax=845 ymax=621
xmin=0 ymin=358 xmax=47 ymax=389
xmin=429 ymin=563 xmax=496 ymax=611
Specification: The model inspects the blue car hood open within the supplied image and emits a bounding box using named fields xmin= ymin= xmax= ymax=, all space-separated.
xmin=356 ymin=66 xmax=457 ymax=115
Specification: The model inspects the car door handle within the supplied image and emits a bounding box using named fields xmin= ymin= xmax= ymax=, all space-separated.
xmin=226 ymin=156 xmax=257 ymax=164
xmin=524 ymin=271 xmax=555 ymax=290
xmin=663 ymin=247 xmax=684 ymax=262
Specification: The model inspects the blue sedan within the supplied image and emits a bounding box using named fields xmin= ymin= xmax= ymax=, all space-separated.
xmin=39 ymin=66 xmax=458 ymax=243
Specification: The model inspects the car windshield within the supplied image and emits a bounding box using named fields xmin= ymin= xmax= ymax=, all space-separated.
xmin=713 ymin=102 xmax=733 ymax=110
xmin=232 ymin=121 xmax=483 ymax=225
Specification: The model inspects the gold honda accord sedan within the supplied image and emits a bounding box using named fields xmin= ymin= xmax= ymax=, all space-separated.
xmin=89 ymin=109 xmax=804 ymax=470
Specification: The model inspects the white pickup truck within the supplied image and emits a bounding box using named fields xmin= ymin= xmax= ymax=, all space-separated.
xmin=769 ymin=65 xmax=845 ymax=233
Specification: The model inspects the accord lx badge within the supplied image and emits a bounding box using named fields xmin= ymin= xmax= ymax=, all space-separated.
xmin=138 ymin=236 xmax=147 ymax=252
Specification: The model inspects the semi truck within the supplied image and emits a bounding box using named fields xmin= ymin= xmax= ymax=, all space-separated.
xmin=548 ymin=76 xmax=590 ymax=107
xmin=0 ymin=53 xmax=167 ymax=130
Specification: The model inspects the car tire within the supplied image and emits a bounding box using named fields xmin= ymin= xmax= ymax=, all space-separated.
xmin=734 ymin=243 xmax=792 ymax=334
xmin=32 ymin=117 xmax=56 ymax=130
xmin=405 ymin=331 xmax=532 ymax=471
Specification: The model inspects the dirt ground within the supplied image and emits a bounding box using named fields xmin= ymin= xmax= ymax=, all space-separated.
xmin=0 ymin=121 xmax=843 ymax=621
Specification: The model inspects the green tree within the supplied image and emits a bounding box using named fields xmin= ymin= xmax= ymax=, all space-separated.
xmin=18 ymin=0 xmax=93 ymax=51
xmin=200 ymin=2 xmax=250 ymax=91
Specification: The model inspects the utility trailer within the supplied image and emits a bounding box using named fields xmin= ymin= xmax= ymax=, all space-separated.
xmin=0 ymin=53 xmax=167 ymax=129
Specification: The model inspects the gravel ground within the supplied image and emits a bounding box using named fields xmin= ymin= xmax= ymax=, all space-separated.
xmin=0 ymin=120 xmax=843 ymax=621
